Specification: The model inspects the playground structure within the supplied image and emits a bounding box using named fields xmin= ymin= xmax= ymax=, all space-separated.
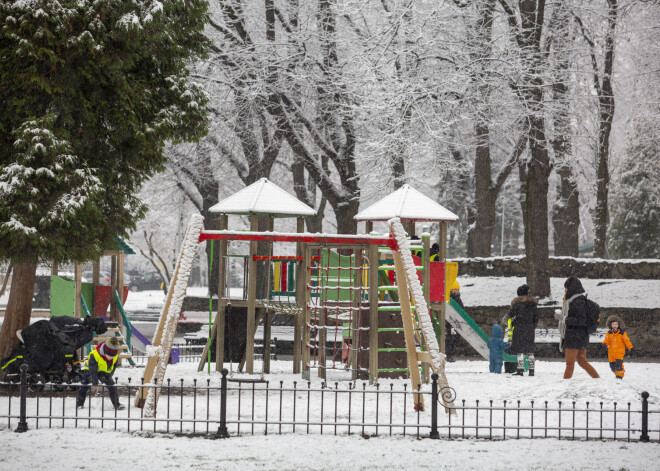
xmin=135 ymin=181 xmax=465 ymax=414
xmin=136 ymin=180 xmax=509 ymax=415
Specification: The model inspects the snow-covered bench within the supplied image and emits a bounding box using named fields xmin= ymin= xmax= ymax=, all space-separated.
xmin=534 ymin=327 xmax=607 ymax=344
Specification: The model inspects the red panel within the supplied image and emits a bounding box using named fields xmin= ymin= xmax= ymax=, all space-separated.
xmin=429 ymin=261 xmax=446 ymax=302
xmin=94 ymin=285 xmax=129 ymax=317
xmin=386 ymin=256 xmax=445 ymax=303
xmin=281 ymin=262 xmax=287 ymax=291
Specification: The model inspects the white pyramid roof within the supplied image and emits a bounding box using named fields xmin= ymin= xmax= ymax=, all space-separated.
xmin=209 ymin=178 xmax=316 ymax=217
xmin=354 ymin=184 xmax=458 ymax=222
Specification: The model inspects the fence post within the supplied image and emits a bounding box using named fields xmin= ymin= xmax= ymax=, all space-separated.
xmin=430 ymin=373 xmax=439 ymax=439
xmin=216 ymin=368 xmax=229 ymax=438
xmin=15 ymin=364 xmax=28 ymax=433
xmin=640 ymin=391 xmax=649 ymax=443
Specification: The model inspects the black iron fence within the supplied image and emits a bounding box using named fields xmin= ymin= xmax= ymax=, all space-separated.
xmin=1 ymin=365 xmax=658 ymax=442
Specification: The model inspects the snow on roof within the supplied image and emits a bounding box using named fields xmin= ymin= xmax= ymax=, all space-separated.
xmin=209 ymin=178 xmax=316 ymax=217
xmin=354 ymin=184 xmax=458 ymax=222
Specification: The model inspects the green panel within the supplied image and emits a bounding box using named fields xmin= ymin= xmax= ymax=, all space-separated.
xmin=50 ymin=276 xmax=76 ymax=317
xmin=81 ymin=283 xmax=94 ymax=314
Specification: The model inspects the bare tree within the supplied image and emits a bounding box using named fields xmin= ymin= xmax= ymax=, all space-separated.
xmin=549 ymin=1 xmax=580 ymax=257
xmin=573 ymin=1 xmax=619 ymax=258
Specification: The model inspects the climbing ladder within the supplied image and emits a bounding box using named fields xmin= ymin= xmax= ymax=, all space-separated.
xmin=91 ymin=321 xmax=135 ymax=365
xmin=375 ymin=245 xmax=430 ymax=378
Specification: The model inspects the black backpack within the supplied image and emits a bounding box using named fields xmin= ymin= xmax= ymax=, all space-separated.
xmin=583 ymin=296 xmax=601 ymax=334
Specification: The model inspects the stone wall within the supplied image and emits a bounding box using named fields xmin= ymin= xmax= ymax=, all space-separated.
xmin=183 ymin=297 xmax=660 ymax=358
xmin=451 ymin=305 xmax=660 ymax=359
xmin=451 ymin=256 xmax=660 ymax=279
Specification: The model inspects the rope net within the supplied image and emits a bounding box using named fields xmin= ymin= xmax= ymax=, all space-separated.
xmin=305 ymin=246 xmax=369 ymax=379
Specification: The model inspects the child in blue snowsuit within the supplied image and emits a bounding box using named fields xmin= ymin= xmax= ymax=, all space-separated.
xmin=487 ymin=324 xmax=509 ymax=373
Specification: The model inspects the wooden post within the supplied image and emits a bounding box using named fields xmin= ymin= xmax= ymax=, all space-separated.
xmin=392 ymin=241 xmax=424 ymax=410
xmin=118 ymin=252 xmax=124 ymax=315
xmin=74 ymin=263 xmax=82 ymax=319
xmin=422 ymin=234 xmax=431 ymax=384
xmin=365 ymin=221 xmax=373 ymax=234
xmin=216 ymin=214 xmax=228 ymax=371
xmin=263 ymin=216 xmax=274 ymax=374
xmin=438 ymin=222 xmax=448 ymax=354
xmin=368 ymin=244 xmax=379 ymax=383
xmin=92 ymin=260 xmax=100 ymax=286
xmin=317 ymin=247 xmax=326 ymax=380
xmin=301 ymin=245 xmax=311 ymax=381
xmin=74 ymin=263 xmax=83 ymax=361
xmin=135 ymin=214 xmax=203 ymax=412
xmin=197 ymin=214 xmax=229 ymax=372
xmin=246 ymin=214 xmax=259 ymax=374
xmin=51 ymin=262 xmax=58 ymax=276
xmin=110 ymin=254 xmax=118 ymax=323
xmin=293 ymin=217 xmax=305 ymax=374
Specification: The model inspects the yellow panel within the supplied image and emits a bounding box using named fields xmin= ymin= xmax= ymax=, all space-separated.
xmin=445 ymin=262 xmax=458 ymax=301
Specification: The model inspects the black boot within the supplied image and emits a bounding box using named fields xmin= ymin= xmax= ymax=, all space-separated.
xmin=528 ymin=369 xmax=535 ymax=377
xmin=515 ymin=369 xmax=524 ymax=376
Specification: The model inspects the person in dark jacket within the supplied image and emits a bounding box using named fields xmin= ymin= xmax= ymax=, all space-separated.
xmin=508 ymin=284 xmax=538 ymax=376
xmin=487 ymin=324 xmax=509 ymax=373
xmin=76 ymin=337 xmax=125 ymax=410
xmin=553 ymin=277 xmax=600 ymax=379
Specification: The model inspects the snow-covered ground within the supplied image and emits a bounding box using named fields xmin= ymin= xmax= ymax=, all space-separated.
xmin=457 ymin=276 xmax=660 ymax=308
xmin=1 ymin=359 xmax=659 ymax=470
xmin=1 ymin=428 xmax=658 ymax=471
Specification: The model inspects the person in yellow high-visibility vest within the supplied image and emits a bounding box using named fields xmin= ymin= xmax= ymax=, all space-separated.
xmin=76 ymin=337 xmax=124 ymax=410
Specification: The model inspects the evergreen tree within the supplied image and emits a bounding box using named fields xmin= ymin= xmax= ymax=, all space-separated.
xmin=609 ymin=125 xmax=660 ymax=259
xmin=0 ymin=0 xmax=210 ymax=361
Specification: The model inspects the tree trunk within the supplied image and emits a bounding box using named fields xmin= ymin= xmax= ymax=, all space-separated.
xmin=524 ymin=118 xmax=551 ymax=297
xmin=552 ymin=163 xmax=580 ymax=257
xmin=519 ymin=0 xmax=551 ymax=297
xmin=593 ymin=0 xmax=618 ymax=259
xmin=292 ymin=159 xmax=326 ymax=233
xmin=467 ymin=123 xmax=497 ymax=257
xmin=334 ymin=197 xmax=360 ymax=234
xmin=0 ymin=261 xmax=37 ymax=365
xmin=549 ymin=2 xmax=580 ymax=257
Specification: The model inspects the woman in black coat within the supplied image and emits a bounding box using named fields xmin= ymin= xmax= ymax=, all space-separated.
xmin=508 ymin=284 xmax=538 ymax=376
xmin=554 ymin=277 xmax=600 ymax=379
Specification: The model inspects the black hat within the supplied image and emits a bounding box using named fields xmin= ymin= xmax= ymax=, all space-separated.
xmin=517 ymin=284 xmax=529 ymax=296
xmin=564 ymin=276 xmax=585 ymax=298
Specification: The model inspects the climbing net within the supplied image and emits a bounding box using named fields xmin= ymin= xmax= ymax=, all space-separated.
xmin=305 ymin=246 xmax=370 ymax=379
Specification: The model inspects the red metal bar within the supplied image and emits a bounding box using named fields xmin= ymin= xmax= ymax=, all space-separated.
xmin=252 ymin=256 xmax=302 ymax=261
xmin=199 ymin=230 xmax=398 ymax=250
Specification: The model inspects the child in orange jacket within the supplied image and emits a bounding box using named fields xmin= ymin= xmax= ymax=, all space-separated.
xmin=602 ymin=315 xmax=633 ymax=379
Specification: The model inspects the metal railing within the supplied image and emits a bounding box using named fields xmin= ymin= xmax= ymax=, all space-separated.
xmin=1 ymin=365 xmax=657 ymax=442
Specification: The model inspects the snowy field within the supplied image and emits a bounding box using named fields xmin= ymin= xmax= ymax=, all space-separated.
xmin=457 ymin=276 xmax=660 ymax=309
xmin=1 ymin=428 xmax=658 ymax=471
xmin=1 ymin=359 xmax=659 ymax=470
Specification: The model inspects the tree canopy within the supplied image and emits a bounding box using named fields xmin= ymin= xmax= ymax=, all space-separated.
xmin=0 ymin=0 xmax=210 ymax=264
